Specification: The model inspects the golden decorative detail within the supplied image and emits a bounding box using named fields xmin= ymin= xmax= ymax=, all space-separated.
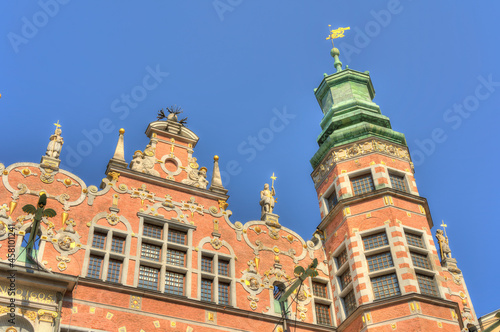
xmin=89 ymin=307 xmax=95 ymax=314
xmin=170 ymin=321 xmax=176 ymax=328
xmin=254 ymin=226 xmax=261 ymax=234
xmin=72 ymin=307 xmax=78 ymax=313
xmin=119 ymin=128 xmax=125 ymax=135
xmin=6 ymin=328 xmax=17 ymax=332
xmin=118 ymin=327 xmax=126 ymax=332
xmin=22 ymin=168 xmax=30 ymax=175
xmin=9 ymin=201 xmax=17 ymax=215
xmin=437 ymin=322 xmax=443 ymax=328
xmin=218 ymin=199 xmax=228 ymax=211
xmin=273 ymin=247 xmax=280 ymax=254
xmin=82 ymin=188 xmax=88 ymax=193
xmin=64 ymin=178 xmax=72 ymax=185
xmin=61 ymin=211 xmax=69 ymax=226
xmin=214 ymin=155 xmax=219 ymax=161
xmin=130 ymin=295 xmax=142 ymax=310
xmin=406 ymin=212 xmax=411 ymax=217
xmin=274 ymin=255 xmax=280 ymax=263
xmin=108 ymin=172 xmax=120 ymax=182
xmin=391 ymin=323 xmax=397 ymax=330
xmin=287 ymin=234 xmax=293 ymax=242
xmin=326 ymin=26 xmax=350 ymax=40
xmin=3 ymin=170 xmax=8 ymax=175
xmin=37 ymin=309 xmax=58 ymax=323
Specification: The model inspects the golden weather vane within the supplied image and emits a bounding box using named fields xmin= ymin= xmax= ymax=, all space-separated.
xmin=326 ymin=25 xmax=350 ymax=47
xmin=270 ymin=172 xmax=277 ymax=188
xmin=53 ymin=120 xmax=61 ymax=129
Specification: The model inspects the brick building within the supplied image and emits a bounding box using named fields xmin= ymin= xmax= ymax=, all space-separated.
xmin=0 ymin=48 xmax=478 ymax=331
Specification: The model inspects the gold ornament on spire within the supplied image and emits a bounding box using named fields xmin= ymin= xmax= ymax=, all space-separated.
xmin=326 ymin=25 xmax=350 ymax=47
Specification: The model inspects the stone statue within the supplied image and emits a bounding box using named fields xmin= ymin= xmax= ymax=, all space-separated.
xmin=436 ymin=229 xmax=452 ymax=259
xmin=129 ymin=139 xmax=160 ymax=177
xmin=260 ymin=183 xmax=275 ymax=216
xmin=182 ymin=167 xmax=209 ymax=189
xmin=46 ymin=127 xmax=64 ymax=159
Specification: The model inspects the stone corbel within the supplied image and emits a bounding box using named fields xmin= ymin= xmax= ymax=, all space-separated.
xmin=37 ymin=309 xmax=58 ymax=323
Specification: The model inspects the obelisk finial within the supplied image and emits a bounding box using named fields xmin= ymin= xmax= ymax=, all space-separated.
xmin=326 ymin=25 xmax=350 ymax=72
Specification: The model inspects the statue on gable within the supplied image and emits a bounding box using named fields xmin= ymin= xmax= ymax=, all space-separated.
xmin=436 ymin=229 xmax=452 ymax=259
xmin=129 ymin=139 xmax=160 ymax=177
xmin=260 ymin=183 xmax=276 ymax=216
xmin=182 ymin=166 xmax=209 ymax=189
xmin=46 ymin=121 xmax=64 ymax=159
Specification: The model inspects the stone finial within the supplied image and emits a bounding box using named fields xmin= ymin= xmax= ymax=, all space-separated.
xmin=108 ymin=128 xmax=128 ymax=168
xmin=209 ymin=155 xmax=227 ymax=194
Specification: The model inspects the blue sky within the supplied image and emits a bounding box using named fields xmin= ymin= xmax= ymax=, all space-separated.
xmin=1 ymin=1 xmax=499 ymax=317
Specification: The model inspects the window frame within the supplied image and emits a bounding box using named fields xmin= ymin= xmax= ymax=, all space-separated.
xmin=135 ymin=214 xmax=195 ymax=296
xmin=350 ymin=172 xmax=375 ymax=196
xmin=198 ymin=249 xmax=234 ymax=306
xmin=388 ymin=172 xmax=408 ymax=193
xmin=85 ymin=226 xmax=129 ymax=284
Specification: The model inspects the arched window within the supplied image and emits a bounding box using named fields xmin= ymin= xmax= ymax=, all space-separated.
xmin=273 ymin=281 xmax=287 ymax=315
xmin=19 ymin=227 xmax=41 ymax=263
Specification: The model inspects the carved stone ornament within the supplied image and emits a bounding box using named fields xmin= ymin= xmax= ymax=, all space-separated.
xmin=181 ymin=167 xmax=209 ymax=189
xmin=129 ymin=139 xmax=160 ymax=176
xmin=211 ymin=237 xmax=223 ymax=250
xmin=58 ymin=236 xmax=75 ymax=251
xmin=46 ymin=125 xmax=64 ymax=159
xmin=312 ymin=139 xmax=411 ymax=187
xmin=247 ymin=277 xmax=260 ymax=291
xmin=106 ymin=213 xmax=120 ymax=226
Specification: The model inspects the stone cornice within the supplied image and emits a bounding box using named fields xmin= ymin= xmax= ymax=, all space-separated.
xmin=73 ymin=278 xmax=336 ymax=332
xmin=317 ymin=188 xmax=434 ymax=231
xmin=0 ymin=262 xmax=78 ymax=294
xmin=337 ymin=293 xmax=464 ymax=332
xmin=311 ymin=137 xmax=412 ymax=188
xmin=105 ymin=164 xmax=229 ymax=201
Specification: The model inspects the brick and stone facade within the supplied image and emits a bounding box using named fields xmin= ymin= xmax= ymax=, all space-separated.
xmin=0 ymin=51 xmax=478 ymax=332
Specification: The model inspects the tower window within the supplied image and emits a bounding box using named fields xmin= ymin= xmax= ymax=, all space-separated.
xmin=367 ymin=252 xmax=394 ymax=272
xmin=315 ymin=303 xmax=332 ymax=325
xmin=389 ymin=173 xmax=407 ymax=192
xmin=363 ymin=232 xmax=389 ymax=250
xmin=372 ymin=273 xmax=401 ymax=300
xmin=336 ymin=248 xmax=348 ymax=268
xmin=351 ymin=174 xmax=375 ymax=196
xmin=342 ymin=290 xmax=357 ymax=317
xmin=416 ymin=274 xmax=438 ymax=297
xmin=327 ymin=190 xmax=338 ymax=211
xmin=406 ymin=232 xmax=424 ymax=248
xmin=411 ymin=252 xmax=431 ymax=270
xmin=339 ymin=269 xmax=352 ymax=290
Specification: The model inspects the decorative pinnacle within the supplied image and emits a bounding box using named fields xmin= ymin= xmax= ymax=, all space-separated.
xmin=214 ymin=155 xmax=219 ymax=161
xmin=326 ymin=25 xmax=350 ymax=72
xmin=119 ymin=128 xmax=125 ymax=135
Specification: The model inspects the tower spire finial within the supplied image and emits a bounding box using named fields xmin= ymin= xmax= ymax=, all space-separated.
xmin=326 ymin=26 xmax=350 ymax=72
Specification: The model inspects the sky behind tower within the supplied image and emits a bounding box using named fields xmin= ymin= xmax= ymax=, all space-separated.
xmin=1 ymin=1 xmax=499 ymax=318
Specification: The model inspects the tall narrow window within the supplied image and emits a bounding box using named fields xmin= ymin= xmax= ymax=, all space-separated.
xmin=165 ymin=271 xmax=184 ymax=296
xmin=167 ymin=248 xmax=185 ymax=267
xmin=138 ymin=265 xmax=159 ymax=290
xmin=218 ymin=282 xmax=230 ymax=305
xmin=342 ymin=290 xmax=356 ymax=317
xmin=327 ymin=190 xmax=338 ymax=211
xmin=389 ymin=173 xmax=407 ymax=192
xmin=273 ymin=282 xmax=287 ymax=315
xmin=416 ymin=274 xmax=438 ymax=297
xmin=218 ymin=259 xmax=230 ymax=277
xmin=88 ymin=255 xmax=103 ymax=279
xmin=201 ymin=256 xmax=213 ymax=273
xmin=351 ymin=174 xmax=375 ymax=195
xmin=201 ymin=279 xmax=213 ymax=302
xmin=107 ymin=259 xmax=122 ymax=283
